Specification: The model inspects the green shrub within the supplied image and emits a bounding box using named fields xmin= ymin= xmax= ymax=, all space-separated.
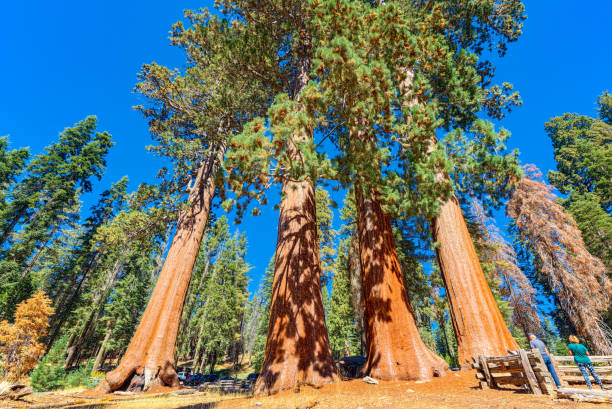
xmin=30 ymin=335 xmax=97 ymax=391
xmin=30 ymin=335 xmax=69 ymax=391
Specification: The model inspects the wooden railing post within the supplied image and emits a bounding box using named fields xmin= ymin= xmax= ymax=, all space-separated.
xmin=519 ymin=349 xmax=542 ymax=395
xmin=479 ymin=355 xmax=493 ymax=389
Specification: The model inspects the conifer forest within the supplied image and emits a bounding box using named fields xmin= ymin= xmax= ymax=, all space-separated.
xmin=0 ymin=1 xmax=610 ymax=407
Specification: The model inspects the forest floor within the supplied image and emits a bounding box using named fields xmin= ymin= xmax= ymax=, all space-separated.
xmin=2 ymin=370 xmax=608 ymax=409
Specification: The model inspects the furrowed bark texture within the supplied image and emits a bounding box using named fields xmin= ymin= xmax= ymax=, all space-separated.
xmin=402 ymin=67 xmax=517 ymax=366
xmin=254 ymin=143 xmax=338 ymax=395
xmin=432 ymin=193 xmax=518 ymax=366
xmin=255 ymin=54 xmax=338 ymax=393
xmin=356 ymin=185 xmax=448 ymax=380
xmin=96 ymin=143 xmax=226 ymax=392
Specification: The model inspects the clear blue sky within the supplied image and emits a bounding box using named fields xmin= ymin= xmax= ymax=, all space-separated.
xmin=1 ymin=1 xmax=610 ymax=294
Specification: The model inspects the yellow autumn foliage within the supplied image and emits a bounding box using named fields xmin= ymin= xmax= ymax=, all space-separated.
xmin=0 ymin=290 xmax=54 ymax=382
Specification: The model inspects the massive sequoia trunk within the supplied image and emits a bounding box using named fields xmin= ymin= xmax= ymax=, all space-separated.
xmin=254 ymin=171 xmax=338 ymax=395
xmin=400 ymin=67 xmax=517 ymax=366
xmin=428 ymin=127 xmax=517 ymax=365
xmin=254 ymin=56 xmax=338 ymax=393
xmin=96 ymin=142 xmax=226 ymax=393
xmin=432 ymin=194 xmax=518 ymax=365
xmin=356 ymin=185 xmax=448 ymax=380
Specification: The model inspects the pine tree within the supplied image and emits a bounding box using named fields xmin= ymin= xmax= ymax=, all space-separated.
xmin=195 ymin=231 xmax=249 ymax=374
xmin=249 ymin=257 xmax=275 ymax=371
xmin=0 ymin=137 xmax=29 ymax=217
xmin=565 ymin=194 xmax=611 ymax=271
xmin=326 ymin=238 xmax=360 ymax=359
xmin=45 ymin=177 xmax=129 ymax=346
xmin=315 ymin=186 xmax=336 ymax=287
xmin=507 ymin=168 xmax=612 ymax=353
xmin=0 ymin=117 xmax=112 ymax=320
xmin=546 ymin=92 xmax=611 ymax=212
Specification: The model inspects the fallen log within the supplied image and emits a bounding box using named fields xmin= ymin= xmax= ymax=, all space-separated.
xmin=556 ymin=387 xmax=612 ymax=404
xmin=0 ymin=383 xmax=32 ymax=400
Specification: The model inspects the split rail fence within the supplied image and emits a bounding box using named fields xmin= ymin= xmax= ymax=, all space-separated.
xmin=473 ymin=349 xmax=555 ymax=395
xmin=475 ymin=350 xmax=612 ymax=398
xmin=553 ymin=355 xmax=612 ymax=385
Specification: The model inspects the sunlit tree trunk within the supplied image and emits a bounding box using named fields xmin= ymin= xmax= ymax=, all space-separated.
xmin=431 ymin=159 xmax=518 ymax=366
xmin=254 ymin=57 xmax=338 ymax=394
xmin=401 ymin=67 xmax=517 ymax=366
xmin=96 ymin=142 xmax=226 ymax=392
xmin=356 ymin=185 xmax=448 ymax=380
xmin=93 ymin=325 xmax=112 ymax=373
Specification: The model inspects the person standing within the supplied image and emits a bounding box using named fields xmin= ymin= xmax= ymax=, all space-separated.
xmin=567 ymin=335 xmax=604 ymax=390
xmin=528 ymin=333 xmax=562 ymax=387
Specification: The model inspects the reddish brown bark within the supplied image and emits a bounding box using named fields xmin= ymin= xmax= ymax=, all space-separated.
xmin=401 ymin=67 xmax=517 ymax=366
xmin=254 ymin=156 xmax=338 ymax=395
xmin=95 ymin=143 xmax=226 ymax=392
xmin=432 ymin=194 xmax=518 ymax=366
xmin=356 ymin=185 xmax=448 ymax=380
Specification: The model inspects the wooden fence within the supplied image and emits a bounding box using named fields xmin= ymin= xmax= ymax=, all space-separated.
xmin=197 ymin=379 xmax=255 ymax=394
xmin=473 ymin=349 xmax=555 ymax=395
xmin=553 ymin=355 xmax=612 ymax=385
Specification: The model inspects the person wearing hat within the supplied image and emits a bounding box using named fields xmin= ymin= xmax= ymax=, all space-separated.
xmin=528 ymin=333 xmax=562 ymax=387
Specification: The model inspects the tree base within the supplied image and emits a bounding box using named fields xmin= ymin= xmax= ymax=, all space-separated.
xmin=356 ymin=185 xmax=448 ymax=382
xmin=95 ymin=362 xmax=179 ymax=393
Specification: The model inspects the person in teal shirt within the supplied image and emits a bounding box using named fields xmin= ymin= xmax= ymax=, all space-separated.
xmin=568 ymin=335 xmax=604 ymax=389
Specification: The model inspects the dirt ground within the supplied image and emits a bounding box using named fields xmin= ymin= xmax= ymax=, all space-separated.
xmin=2 ymin=370 xmax=606 ymax=409
xmin=214 ymin=370 xmax=603 ymax=409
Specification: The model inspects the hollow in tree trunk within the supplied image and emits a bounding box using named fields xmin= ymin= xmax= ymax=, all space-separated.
xmin=95 ymin=143 xmax=226 ymax=392
xmin=432 ymin=194 xmax=518 ymax=366
xmin=254 ymin=149 xmax=338 ymax=395
xmin=356 ymin=185 xmax=448 ymax=380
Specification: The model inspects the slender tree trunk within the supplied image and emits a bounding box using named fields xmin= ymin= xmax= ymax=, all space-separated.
xmin=47 ymin=250 xmax=102 ymax=348
xmin=347 ymin=232 xmax=366 ymax=355
xmin=93 ymin=325 xmax=113 ymax=373
xmin=254 ymin=54 xmax=338 ymax=394
xmin=355 ymin=185 xmax=448 ymax=380
xmin=198 ymin=352 xmax=209 ymax=374
xmin=96 ymin=141 xmax=227 ymax=392
xmin=21 ymin=220 xmax=60 ymax=278
xmin=65 ymin=257 xmax=125 ymax=369
xmin=208 ymin=353 xmax=217 ymax=375
xmin=432 ymin=193 xmax=518 ymax=366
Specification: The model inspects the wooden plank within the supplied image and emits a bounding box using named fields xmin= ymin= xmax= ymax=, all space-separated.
xmin=554 ymin=356 xmax=612 ymax=364
xmin=556 ymin=388 xmax=612 ymax=404
xmin=479 ymin=355 xmax=494 ymax=389
xmin=519 ymin=349 xmax=542 ymax=395
xmin=486 ymin=355 xmax=522 ymax=363
xmin=488 ymin=367 xmax=525 ymax=374
xmin=493 ymin=376 xmax=529 ymax=387
xmin=559 ymin=365 xmax=612 ymax=372
xmin=563 ymin=375 xmax=612 ymax=384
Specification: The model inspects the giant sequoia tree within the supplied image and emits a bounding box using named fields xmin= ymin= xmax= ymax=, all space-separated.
xmin=221 ymin=0 xmax=340 ymax=394
xmin=96 ymin=15 xmax=270 ymax=391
